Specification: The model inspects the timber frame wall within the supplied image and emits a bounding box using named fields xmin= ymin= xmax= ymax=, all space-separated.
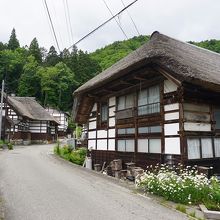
xmin=85 ymin=69 xmax=220 ymax=172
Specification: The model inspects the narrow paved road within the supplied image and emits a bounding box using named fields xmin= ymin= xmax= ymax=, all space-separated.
xmin=0 ymin=145 xmax=188 ymax=220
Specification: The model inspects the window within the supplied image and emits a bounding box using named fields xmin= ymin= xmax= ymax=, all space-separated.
xmin=117 ymin=94 xmax=134 ymax=110
xmin=101 ymin=103 xmax=108 ymax=122
xmin=214 ymin=109 xmax=220 ymax=129
xmin=149 ymin=139 xmax=161 ymax=153
xmin=117 ymin=139 xmax=135 ymax=152
xmin=187 ymin=139 xmax=200 ymax=159
xmin=214 ymin=138 xmax=220 ymax=157
xmin=138 ymin=85 xmax=160 ymax=115
xmin=118 ymin=128 xmax=135 ymax=135
xmin=201 ymin=138 xmax=213 ymax=158
xmin=138 ymin=125 xmax=162 ymax=134
xmin=138 ymin=139 xmax=148 ymax=153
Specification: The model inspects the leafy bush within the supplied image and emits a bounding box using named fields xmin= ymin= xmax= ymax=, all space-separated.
xmin=54 ymin=144 xmax=87 ymax=166
xmin=7 ymin=143 xmax=13 ymax=150
xmin=136 ymin=164 xmax=220 ymax=208
xmin=0 ymin=140 xmax=3 ymax=148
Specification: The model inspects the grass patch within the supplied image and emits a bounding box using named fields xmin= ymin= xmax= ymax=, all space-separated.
xmin=176 ymin=204 xmax=186 ymax=213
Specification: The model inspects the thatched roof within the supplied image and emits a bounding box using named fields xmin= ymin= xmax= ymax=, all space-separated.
xmin=6 ymin=96 xmax=59 ymax=124
xmin=74 ymin=31 xmax=220 ymax=95
xmin=73 ymin=31 xmax=220 ymax=123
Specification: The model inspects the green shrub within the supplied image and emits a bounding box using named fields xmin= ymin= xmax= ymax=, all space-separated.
xmin=54 ymin=141 xmax=60 ymax=155
xmin=69 ymin=147 xmax=87 ymax=165
xmin=7 ymin=143 xmax=13 ymax=150
xmin=0 ymin=140 xmax=4 ymax=148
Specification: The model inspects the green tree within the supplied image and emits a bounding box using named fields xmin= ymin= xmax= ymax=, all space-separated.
xmin=29 ymin=38 xmax=42 ymax=63
xmin=8 ymin=28 xmax=20 ymax=50
xmin=45 ymin=46 xmax=60 ymax=66
xmin=18 ymin=55 xmax=41 ymax=98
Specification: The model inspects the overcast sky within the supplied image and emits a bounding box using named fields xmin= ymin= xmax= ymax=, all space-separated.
xmin=1 ymin=0 xmax=220 ymax=52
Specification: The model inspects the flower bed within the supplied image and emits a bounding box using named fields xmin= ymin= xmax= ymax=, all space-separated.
xmin=136 ymin=164 xmax=220 ymax=210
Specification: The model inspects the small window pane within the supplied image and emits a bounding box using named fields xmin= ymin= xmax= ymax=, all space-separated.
xmin=201 ymin=138 xmax=213 ymax=158
xmin=149 ymin=139 xmax=161 ymax=153
xmin=214 ymin=138 xmax=220 ymax=157
xmin=187 ymin=139 xmax=200 ymax=159
xmin=125 ymin=94 xmax=134 ymax=108
xmin=126 ymin=128 xmax=135 ymax=134
xmin=126 ymin=140 xmax=135 ymax=152
xmin=118 ymin=140 xmax=125 ymax=151
xmin=118 ymin=129 xmax=126 ymax=135
xmin=138 ymin=89 xmax=148 ymax=106
xmin=139 ymin=127 xmax=149 ymax=133
xmin=148 ymin=85 xmax=160 ymax=104
xmin=101 ymin=104 xmax=108 ymax=122
xmin=138 ymin=139 xmax=148 ymax=153
xmin=118 ymin=96 xmax=125 ymax=110
xmin=138 ymin=127 xmax=149 ymax=133
xmin=150 ymin=126 xmax=162 ymax=133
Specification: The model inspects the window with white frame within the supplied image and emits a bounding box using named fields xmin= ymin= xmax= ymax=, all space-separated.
xmin=214 ymin=138 xmax=220 ymax=157
xmin=137 ymin=138 xmax=161 ymax=153
xmin=138 ymin=125 xmax=161 ymax=134
xmin=117 ymin=139 xmax=135 ymax=152
xmin=138 ymin=85 xmax=160 ymax=115
xmin=118 ymin=127 xmax=135 ymax=135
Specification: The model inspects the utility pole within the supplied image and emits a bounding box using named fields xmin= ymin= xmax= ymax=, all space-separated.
xmin=0 ymin=80 xmax=5 ymax=140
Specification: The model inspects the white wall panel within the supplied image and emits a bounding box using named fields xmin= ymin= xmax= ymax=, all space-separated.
xmin=164 ymin=103 xmax=179 ymax=112
xmin=109 ymin=117 xmax=115 ymax=127
xmin=89 ymin=121 xmax=96 ymax=130
xmin=88 ymin=140 xmax=96 ymax=149
xmin=89 ymin=117 xmax=96 ymax=122
xmin=165 ymin=137 xmax=180 ymax=154
xmin=138 ymin=139 xmax=148 ymax=153
xmin=184 ymin=122 xmax=211 ymax=132
xmin=165 ymin=112 xmax=179 ymax=121
xmin=88 ymin=131 xmax=96 ymax=139
xmin=97 ymin=139 xmax=107 ymax=150
xmin=97 ymin=130 xmax=107 ymax=138
xmin=109 ymin=107 xmax=115 ymax=117
xmin=109 ymin=96 xmax=116 ymax=106
xmin=108 ymin=139 xmax=115 ymax=151
xmin=164 ymin=79 xmax=178 ymax=93
xmin=164 ymin=123 xmax=179 ymax=135
xmin=92 ymin=103 xmax=97 ymax=111
xmin=108 ymin=129 xmax=115 ymax=138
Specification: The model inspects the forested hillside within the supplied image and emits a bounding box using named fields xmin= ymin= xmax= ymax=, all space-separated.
xmin=90 ymin=35 xmax=149 ymax=70
xmin=1 ymin=29 xmax=220 ymax=112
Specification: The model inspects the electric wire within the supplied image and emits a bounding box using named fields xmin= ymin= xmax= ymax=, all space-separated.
xmin=120 ymin=0 xmax=140 ymax=36
xmin=102 ymin=0 xmax=128 ymax=40
xmin=65 ymin=0 xmax=74 ymax=44
xmin=67 ymin=0 xmax=138 ymax=50
xmin=63 ymin=0 xmax=72 ymax=46
xmin=43 ymin=0 xmax=61 ymax=53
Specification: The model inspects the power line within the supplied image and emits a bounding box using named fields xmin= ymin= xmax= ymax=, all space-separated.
xmin=102 ymin=0 xmax=128 ymax=40
xmin=43 ymin=0 xmax=61 ymax=53
xmin=120 ymin=0 xmax=140 ymax=36
xmin=65 ymin=0 xmax=74 ymax=44
xmin=67 ymin=0 xmax=138 ymax=50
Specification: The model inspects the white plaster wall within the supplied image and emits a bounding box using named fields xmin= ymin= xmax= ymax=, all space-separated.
xmin=97 ymin=139 xmax=107 ymax=150
xmin=88 ymin=131 xmax=96 ymax=139
xmin=88 ymin=140 xmax=96 ymax=149
xmin=92 ymin=103 xmax=97 ymax=111
xmin=108 ymin=129 xmax=115 ymax=138
xmin=109 ymin=117 xmax=115 ymax=127
xmin=164 ymin=123 xmax=179 ymax=136
xmin=165 ymin=112 xmax=179 ymax=121
xmin=89 ymin=117 xmax=96 ymax=122
xmin=165 ymin=137 xmax=181 ymax=154
xmin=109 ymin=107 xmax=115 ymax=117
xmin=184 ymin=122 xmax=211 ymax=132
xmin=108 ymin=139 xmax=115 ymax=151
xmin=164 ymin=79 xmax=178 ymax=93
xmin=109 ymin=97 xmax=116 ymax=106
xmin=164 ymin=103 xmax=179 ymax=112
xmin=89 ymin=121 xmax=96 ymax=130
xmin=97 ymin=130 xmax=107 ymax=139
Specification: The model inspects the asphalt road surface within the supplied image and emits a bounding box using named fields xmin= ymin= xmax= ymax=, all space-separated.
xmin=0 ymin=145 xmax=189 ymax=220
